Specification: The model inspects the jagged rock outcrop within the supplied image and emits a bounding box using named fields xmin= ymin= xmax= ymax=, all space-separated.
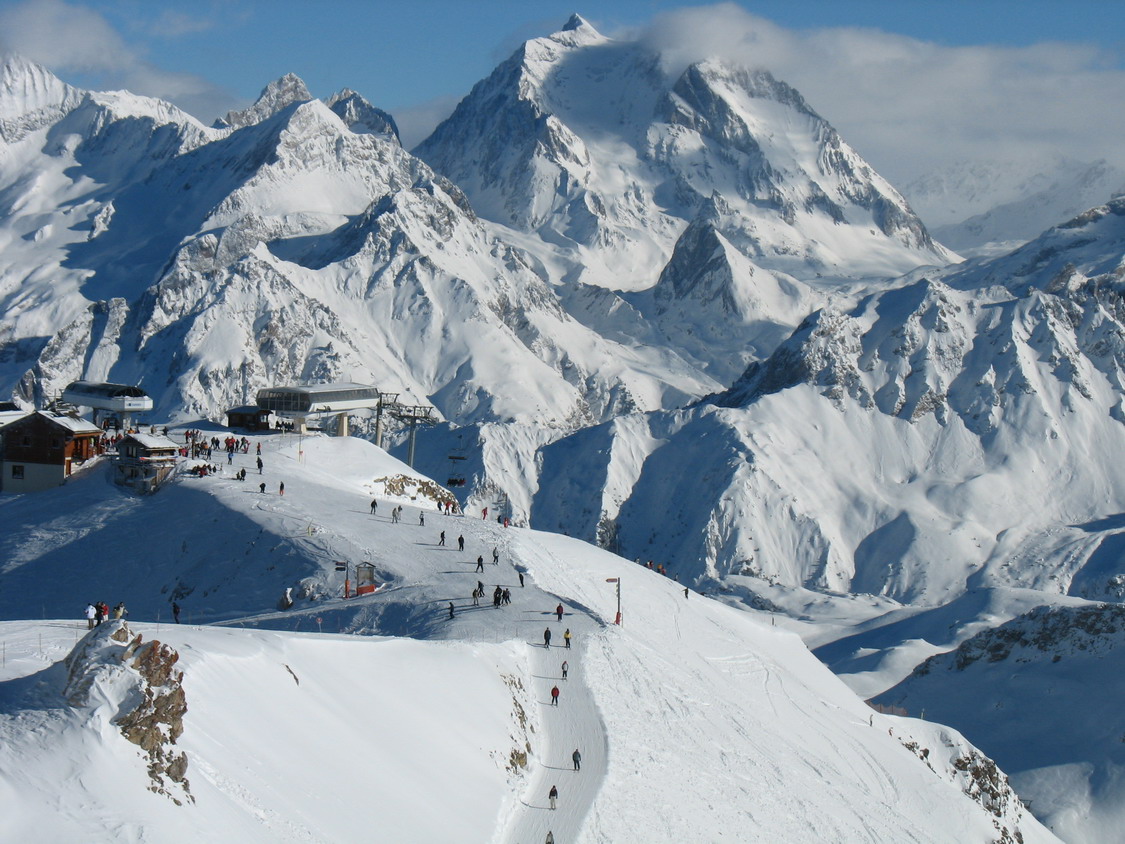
xmin=219 ymin=72 xmax=311 ymax=129
xmin=64 ymin=621 xmax=192 ymax=804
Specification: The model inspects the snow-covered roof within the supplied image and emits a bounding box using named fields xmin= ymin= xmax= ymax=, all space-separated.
xmin=1 ymin=411 xmax=102 ymax=434
xmin=0 ymin=410 xmax=28 ymax=430
xmin=41 ymin=412 xmax=102 ymax=434
xmin=121 ymin=433 xmax=179 ymax=450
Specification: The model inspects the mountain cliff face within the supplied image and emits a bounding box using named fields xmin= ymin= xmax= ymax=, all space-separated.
xmin=415 ymin=16 xmax=953 ymax=296
xmin=875 ymin=603 xmax=1125 ymax=844
xmin=531 ymin=198 xmax=1125 ymax=607
xmin=0 ymin=58 xmax=713 ymax=428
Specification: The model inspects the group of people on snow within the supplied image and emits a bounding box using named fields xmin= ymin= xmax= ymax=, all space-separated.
xmin=84 ymin=601 xmax=127 ymax=628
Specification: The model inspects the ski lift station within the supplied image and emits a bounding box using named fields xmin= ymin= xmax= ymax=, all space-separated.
xmin=255 ymin=383 xmax=385 ymax=436
xmin=61 ymin=381 xmax=153 ymax=428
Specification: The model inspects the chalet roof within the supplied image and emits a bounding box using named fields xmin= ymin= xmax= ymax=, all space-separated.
xmin=226 ymin=405 xmax=268 ymax=415
xmin=1 ymin=411 xmax=101 ymax=435
xmin=44 ymin=412 xmax=102 ymax=434
xmin=122 ymin=433 xmax=179 ymax=451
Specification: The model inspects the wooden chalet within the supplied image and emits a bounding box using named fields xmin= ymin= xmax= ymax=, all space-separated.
xmin=0 ymin=411 xmax=104 ymax=493
xmin=114 ymin=433 xmax=180 ymax=493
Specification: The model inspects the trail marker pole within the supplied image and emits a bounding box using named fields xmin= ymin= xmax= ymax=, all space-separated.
xmin=605 ymin=578 xmax=622 ymax=625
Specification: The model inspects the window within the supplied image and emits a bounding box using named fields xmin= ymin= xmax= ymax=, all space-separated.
xmin=11 ymin=465 xmax=24 ymax=479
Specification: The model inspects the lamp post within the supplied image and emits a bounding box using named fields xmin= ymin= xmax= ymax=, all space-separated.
xmin=605 ymin=577 xmax=621 ymax=625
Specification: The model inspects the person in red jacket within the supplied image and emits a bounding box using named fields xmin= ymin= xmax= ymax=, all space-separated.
xmin=550 ymin=685 xmax=560 ymax=706
xmin=555 ymin=603 xmax=564 ymax=622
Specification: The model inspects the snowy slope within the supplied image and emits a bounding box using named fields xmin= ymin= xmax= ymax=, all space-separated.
xmin=0 ymin=431 xmax=1056 ymax=843
xmin=874 ymin=603 xmax=1125 ymax=844
xmin=529 ymin=197 xmax=1125 ymax=609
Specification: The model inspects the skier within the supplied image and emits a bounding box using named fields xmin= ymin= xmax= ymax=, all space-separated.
xmin=419 ymin=513 xmax=425 ymax=526
xmin=684 ymin=587 xmax=689 ymax=599
xmin=448 ymin=602 xmax=455 ymax=620
xmin=482 ymin=507 xmax=488 ymax=520
xmin=561 ymin=660 xmax=568 ymax=681
xmin=564 ymin=628 xmax=571 ymax=649
xmin=370 ymin=498 xmax=378 ymax=514
xmin=572 ymin=748 xmax=581 ymax=771
xmin=476 ymin=556 xmax=485 ymax=573
xmin=551 ymin=685 xmax=560 ymax=706
xmin=259 ymin=482 xmax=266 ymax=493
xmin=555 ymin=603 xmax=564 ymax=622
xmin=172 ymin=602 xmax=181 ymax=624
xmin=518 ymin=571 xmax=525 ymax=587
xmin=458 ymin=535 xmax=465 ymax=552
xmin=472 ymin=588 xmax=480 ymax=606
xmin=84 ymin=603 xmax=97 ymax=630
xmin=543 ymin=628 xmax=552 ymax=648
xmin=439 ymin=530 xmax=446 ymax=546
xmin=546 ymin=833 xmax=555 ymax=844
xmin=256 ymin=443 xmax=261 ymax=456
xmin=257 ymin=456 xmax=263 ymax=474
xmin=548 ymin=785 xmax=558 ymax=810
xmin=492 ymin=546 xmax=499 ymax=564
xmin=279 ymin=481 xmax=285 ymax=496
xmin=113 ymin=602 xmax=128 ymax=620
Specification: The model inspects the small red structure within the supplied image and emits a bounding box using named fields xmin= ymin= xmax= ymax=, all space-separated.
xmin=355 ymin=563 xmax=378 ymax=596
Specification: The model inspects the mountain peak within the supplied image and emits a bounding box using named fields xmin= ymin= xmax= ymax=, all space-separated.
xmin=0 ymin=52 xmax=84 ymax=141
xmin=551 ymin=13 xmax=604 ymax=45
xmin=220 ymin=72 xmax=312 ymax=130
xmin=561 ymin=13 xmax=591 ymax=32
xmin=324 ymin=87 xmax=400 ymax=144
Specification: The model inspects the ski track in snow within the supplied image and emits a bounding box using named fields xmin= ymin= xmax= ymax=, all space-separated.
xmin=499 ymin=624 xmax=608 ymax=844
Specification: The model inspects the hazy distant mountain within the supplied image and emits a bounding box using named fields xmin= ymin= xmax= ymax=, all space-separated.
xmin=903 ymin=155 xmax=1125 ymax=254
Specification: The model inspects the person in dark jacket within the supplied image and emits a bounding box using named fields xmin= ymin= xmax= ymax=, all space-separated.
xmin=543 ymin=628 xmax=552 ymax=648
xmin=548 ymin=785 xmax=558 ymax=809
xmin=172 ymin=602 xmax=181 ymax=623
xmin=572 ymin=748 xmax=581 ymax=771
xmin=555 ymin=603 xmax=564 ymax=622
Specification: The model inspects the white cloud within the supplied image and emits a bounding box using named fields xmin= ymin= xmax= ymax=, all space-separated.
xmin=0 ymin=0 xmax=237 ymax=122
xmin=633 ymin=3 xmax=1125 ymax=185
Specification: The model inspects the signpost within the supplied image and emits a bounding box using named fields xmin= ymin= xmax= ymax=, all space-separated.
xmin=605 ymin=577 xmax=622 ymax=625
xmin=335 ymin=561 xmax=349 ymax=598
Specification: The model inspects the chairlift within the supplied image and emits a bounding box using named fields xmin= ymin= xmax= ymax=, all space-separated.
xmin=447 ymin=452 xmax=467 ymax=487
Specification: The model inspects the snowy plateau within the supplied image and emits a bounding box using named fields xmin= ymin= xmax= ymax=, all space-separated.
xmin=0 ymin=13 xmax=1123 ymax=843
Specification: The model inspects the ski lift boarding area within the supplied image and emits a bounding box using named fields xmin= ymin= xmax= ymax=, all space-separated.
xmin=61 ymin=381 xmax=153 ymax=414
xmin=255 ymin=383 xmax=384 ymax=417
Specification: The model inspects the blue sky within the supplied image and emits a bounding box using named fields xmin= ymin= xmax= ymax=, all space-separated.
xmin=2 ymin=0 xmax=1124 ymax=181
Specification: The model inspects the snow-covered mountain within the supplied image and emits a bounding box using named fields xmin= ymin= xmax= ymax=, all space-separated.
xmin=874 ymin=602 xmax=1125 ymax=844
xmin=416 ymin=15 xmax=952 ymax=288
xmin=903 ymin=155 xmax=1125 ymax=254
xmin=0 ymin=54 xmax=715 ymax=431
xmin=528 ymin=195 xmax=1125 ymax=605
xmin=0 ymin=431 xmax=1057 ymax=843
xmin=414 ymin=15 xmax=953 ymax=381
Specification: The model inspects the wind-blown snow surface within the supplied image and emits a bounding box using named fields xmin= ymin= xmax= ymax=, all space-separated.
xmin=0 ymin=433 xmax=1055 ymax=843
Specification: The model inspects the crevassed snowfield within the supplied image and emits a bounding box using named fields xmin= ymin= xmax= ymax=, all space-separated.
xmin=0 ymin=433 xmax=1055 ymax=843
